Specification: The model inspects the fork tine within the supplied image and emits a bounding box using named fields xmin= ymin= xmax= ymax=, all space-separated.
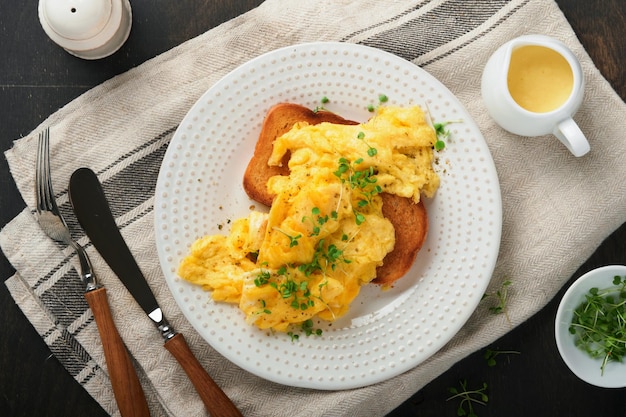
xmin=36 ymin=127 xmax=58 ymax=214
xmin=35 ymin=129 xmax=46 ymax=213
xmin=42 ymin=128 xmax=55 ymax=211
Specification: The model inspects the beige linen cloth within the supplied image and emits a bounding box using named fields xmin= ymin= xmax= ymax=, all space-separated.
xmin=2 ymin=0 xmax=626 ymax=416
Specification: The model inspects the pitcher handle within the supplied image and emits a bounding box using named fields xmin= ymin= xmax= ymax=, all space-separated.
xmin=553 ymin=117 xmax=590 ymax=157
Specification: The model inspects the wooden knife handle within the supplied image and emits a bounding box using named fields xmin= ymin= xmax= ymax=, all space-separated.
xmin=85 ymin=287 xmax=150 ymax=417
xmin=165 ymin=333 xmax=243 ymax=417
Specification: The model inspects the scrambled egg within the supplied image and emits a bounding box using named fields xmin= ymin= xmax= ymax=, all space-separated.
xmin=179 ymin=105 xmax=439 ymax=332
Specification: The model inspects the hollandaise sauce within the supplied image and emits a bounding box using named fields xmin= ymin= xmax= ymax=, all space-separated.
xmin=507 ymin=45 xmax=574 ymax=113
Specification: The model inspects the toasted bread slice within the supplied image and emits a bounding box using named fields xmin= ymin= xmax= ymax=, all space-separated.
xmin=243 ymin=103 xmax=358 ymax=206
xmin=243 ymin=103 xmax=428 ymax=286
xmin=374 ymin=193 xmax=427 ymax=285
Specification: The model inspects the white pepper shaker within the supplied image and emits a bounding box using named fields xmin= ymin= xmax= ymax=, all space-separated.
xmin=38 ymin=0 xmax=132 ymax=60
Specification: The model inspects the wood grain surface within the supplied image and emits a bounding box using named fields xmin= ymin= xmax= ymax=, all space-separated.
xmin=164 ymin=334 xmax=243 ymax=417
xmin=1 ymin=1 xmax=624 ymax=416
xmin=84 ymin=288 xmax=150 ymax=417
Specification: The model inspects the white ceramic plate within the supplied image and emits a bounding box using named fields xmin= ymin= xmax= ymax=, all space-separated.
xmin=154 ymin=42 xmax=502 ymax=390
xmin=555 ymin=265 xmax=626 ymax=388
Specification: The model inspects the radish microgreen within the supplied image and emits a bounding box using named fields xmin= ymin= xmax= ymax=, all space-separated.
xmin=482 ymin=279 xmax=512 ymax=324
xmin=334 ymin=157 xmax=382 ymax=225
xmin=367 ymin=94 xmax=389 ymax=112
xmin=432 ymin=119 xmax=462 ymax=151
xmin=569 ymin=274 xmax=626 ymax=375
xmin=313 ymin=96 xmax=330 ymax=113
xmin=483 ymin=348 xmax=520 ymax=367
xmin=273 ymin=228 xmax=302 ymax=247
xmin=446 ymin=380 xmax=488 ymax=417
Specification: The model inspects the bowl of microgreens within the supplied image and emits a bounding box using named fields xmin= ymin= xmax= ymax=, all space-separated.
xmin=555 ymin=265 xmax=626 ymax=388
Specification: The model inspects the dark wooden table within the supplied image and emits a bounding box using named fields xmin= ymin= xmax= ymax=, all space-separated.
xmin=1 ymin=1 xmax=625 ymax=416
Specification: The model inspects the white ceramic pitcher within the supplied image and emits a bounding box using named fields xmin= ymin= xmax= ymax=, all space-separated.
xmin=481 ymin=34 xmax=590 ymax=157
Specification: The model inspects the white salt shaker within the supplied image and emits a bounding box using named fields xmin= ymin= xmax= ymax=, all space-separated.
xmin=38 ymin=0 xmax=132 ymax=60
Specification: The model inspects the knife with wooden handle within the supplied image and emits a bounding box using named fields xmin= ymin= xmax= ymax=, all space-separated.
xmin=68 ymin=167 xmax=243 ymax=417
xmin=84 ymin=288 xmax=150 ymax=417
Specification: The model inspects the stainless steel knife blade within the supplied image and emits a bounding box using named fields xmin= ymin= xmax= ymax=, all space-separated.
xmin=68 ymin=167 xmax=243 ymax=417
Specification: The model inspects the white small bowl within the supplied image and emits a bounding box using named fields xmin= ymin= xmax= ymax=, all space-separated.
xmin=555 ymin=264 xmax=626 ymax=388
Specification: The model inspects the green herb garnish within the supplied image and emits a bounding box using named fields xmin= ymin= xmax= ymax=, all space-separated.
xmin=367 ymin=94 xmax=389 ymax=112
xmin=314 ymin=96 xmax=330 ymax=113
xmin=482 ymin=279 xmax=512 ymax=324
xmin=301 ymin=319 xmax=323 ymax=336
xmin=259 ymin=299 xmax=271 ymax=315
xmin=432 ymin=119 xmax=461 ymax=151
xmin=287 ymin=319 xmax=323 ymax=342
xmin=254 ymin=269 xmax=271 ymax=287
xmin=569 ymin=275 xmax=626 ymax=375
xmin=302 ymin=207 xmax=336 ymax=237
xmin=267 ymin=267 xmax=316 ymax=311
xmin=483 ymin=348 xmax=520 ymax=367
xmin=273 ymin=228 xmax=302 ymax=247
xmin=297 ymin=238 xmax=351 ymax=277
xmin=334 ymin=157 xmax=382 ymax=225
xmin=446 ymin=380 xmax=488 ymax=417
xmin=356 ymin=131 xmax=378 ymax=157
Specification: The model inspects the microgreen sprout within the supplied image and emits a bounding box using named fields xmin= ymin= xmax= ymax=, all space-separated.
xmin=354 ymin=211 xmax=366 ymax=226
xmin=313 ymin=96 xmax=330 ymax=113
xmin=301 ymin=319 xmax=323 ymax=336
xmin=482 ymin=279 xmax=512 ymax=324
xmin=432 ymin=119 xmax=462 ymax=151
xmin=334 ymin=157 xmax=382 ymax=225
xmin=298 ymin=238 xmax=351 ymax=277
xmin=483 ymin=348 xmax=520 ymax=367
xmin=254 ymin=269 xmax=271 ymax=287
xmin=287 ymin=319 xmax=323 ymax=342
xmin=356 ymin=131 xmax=378 ymax=157
xmin=267 ymin=267 xmax=316 ymax=311
xmin=259 ymin=299 xmax=271 ymax=315
xmin=367 ymin=94 xmax=389 ymax=112
xmin=302 ymin=207 xmax=337 ymax=237
xmin=350 ymin=164 xmax=382 ymax=207
xmin=254 ymin=265 xmax=332 ymax=318
xmin=569 ymin=275 xmax=626 ymax=375
xmin=446 ymin=380 xmax=488 ymax=417
xmin=335 ymin=157 xmax=350 ymax=177
xmin=273 ymin=227 xmax=302 ymax=247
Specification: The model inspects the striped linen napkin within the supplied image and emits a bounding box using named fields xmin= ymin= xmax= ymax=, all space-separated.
xmin=2 ymin=0 xmax=626 ymax=416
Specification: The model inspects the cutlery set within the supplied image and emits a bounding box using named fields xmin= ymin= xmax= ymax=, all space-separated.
xmin=35 ymin=130 xmax=242 ymax=417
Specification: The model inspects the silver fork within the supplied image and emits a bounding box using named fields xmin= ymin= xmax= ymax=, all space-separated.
xmin=36 ymin=127 xmax=96 ymax=290
xmin=35 ymin=128 xmax=150 ymax=417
